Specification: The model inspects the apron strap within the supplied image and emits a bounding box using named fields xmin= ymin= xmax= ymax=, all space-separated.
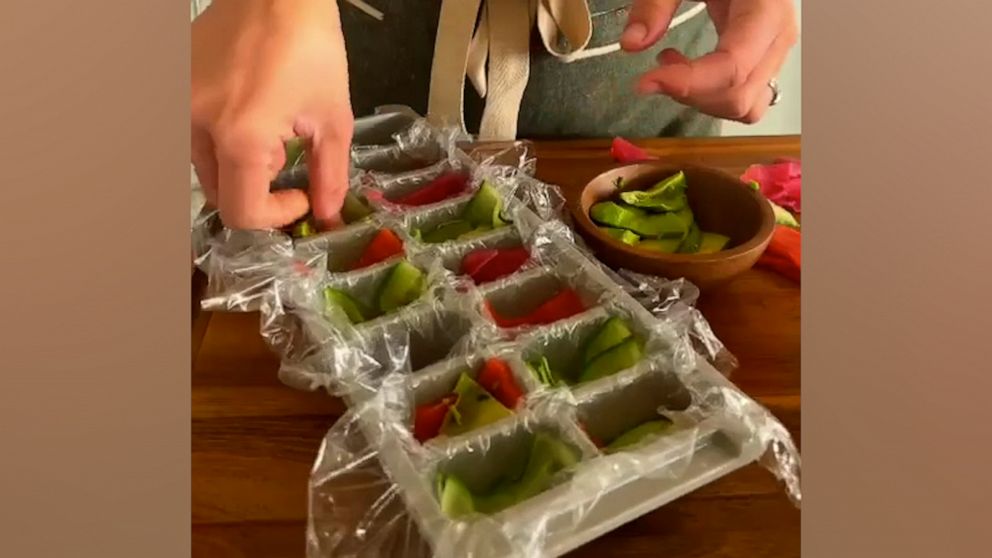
xmin=477 ymin=0 xmax=535 ymax=140
xmin=536 ymin=0 xmax=593 ymax=62
xmin=427 ymin=1 xmax=705 ymax=141
xmin=428 ymin=0 xmax=593 ymax=140
xmin=426 ymin=0 xmax=483 ymax=131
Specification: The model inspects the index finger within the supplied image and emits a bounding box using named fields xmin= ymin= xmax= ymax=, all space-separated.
xmin=307 ymin=120 xmax=353 ymax=229
xmin=640 ymin=2 xmax=782 ymax=97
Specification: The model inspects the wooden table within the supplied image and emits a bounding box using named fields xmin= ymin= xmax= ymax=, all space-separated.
xmin=192 ymin=136 xmax=801 ymax=558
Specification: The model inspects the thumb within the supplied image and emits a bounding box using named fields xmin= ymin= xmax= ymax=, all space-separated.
xmin=621 ymin=0 xmax=683 ymax=52
xmin=307 ymin=121 xmax=353 ymax=229
xmin=216 ymin=152 xmax=310 ymax=230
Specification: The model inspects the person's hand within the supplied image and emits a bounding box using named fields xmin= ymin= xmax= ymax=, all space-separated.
xmin=620 ymin=0 xmax=799 ymax=124
xmin=192 ymin=0 xmax=353 ymax=230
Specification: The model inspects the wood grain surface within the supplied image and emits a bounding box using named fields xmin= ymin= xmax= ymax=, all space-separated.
xmin=192 ymin=136 xmax=801 ymax=558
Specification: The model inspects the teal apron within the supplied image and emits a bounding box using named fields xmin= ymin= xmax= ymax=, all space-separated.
xmin=341 ymin=1 xmax=720 ymax=139
xmin=192 ymin=1 xmax=720 ymax=139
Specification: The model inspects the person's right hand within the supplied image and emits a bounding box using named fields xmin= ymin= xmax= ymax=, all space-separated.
xmin=192 ymin=0 xmax=353 ymax=230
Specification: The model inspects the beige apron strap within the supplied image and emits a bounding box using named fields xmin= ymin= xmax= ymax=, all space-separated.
xmin=426 ymin=0 xmax=482 ymax=131
xmin=473 ymin=0 xmax=594 ymax=140
xmin=429 ymin=1 xmax=705 ymax=140
xmin=536 ymin=0 xmax=593 ymax=61
xmin=477 ymin=0 xmax=534 ymax=140
xmin=430 ymin=0 xmax=616 ymax=140
xmin=466 ymin=8 xmax=490 ymax=98
xmin=467 ymin=0 xmax=592 ymax=99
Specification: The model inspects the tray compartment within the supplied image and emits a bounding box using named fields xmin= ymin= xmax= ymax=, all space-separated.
xmin=575 ymin=365 xmax=692 ymax=451
xmin=321 ymin=259 xmax=434 ymax=329
xmin=358 ymin=304 xmax=478 ymax=378
xmin=376 ymin=159 xmax=472 ymax=204
xmin=431 ymin=227 xmax=528 ymax=280
xmin=476 ymin=265 xmax=609 ymax=331
xmin=425 ymin=415 xmax=597 ymax=519
xmin=516 ymin=302 xmax=672 ymax=390
xmin=296 ymin=222 xmax=407 ymax=273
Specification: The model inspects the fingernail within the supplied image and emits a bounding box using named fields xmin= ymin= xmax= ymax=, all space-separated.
xmin=621 ymin=23 xmax=647 ymax=46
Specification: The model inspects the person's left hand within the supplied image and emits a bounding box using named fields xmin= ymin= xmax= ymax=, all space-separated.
xmin=620 ymin=0 xmax=799 ymax=124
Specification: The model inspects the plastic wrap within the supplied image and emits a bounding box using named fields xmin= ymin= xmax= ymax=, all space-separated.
xmin=262 ymin=164 xmax=591 ymax=393
xmin=195 ymin=116 xmax=801 ymax=556
xmin=256 ymin=162 xmax=799 ymax=557
xmin=192 ymin=109 xmax=454 ymax=312
xmin=460 ymin=140 xmax=538 ymax=177
xmin=350 ymin=107 xmax=474 ymax=178
xmin=303 ymin=266 xmax=800 ymax=556
xmin=191 ymin=107 xmax=523 ymax=313
xmin=199 ymin=228 xmax=301 ymax=312
xmin=308 ymin=374 xmax=791 ymax=557
xmin=191 ymin=205 xmax=221 ymax=270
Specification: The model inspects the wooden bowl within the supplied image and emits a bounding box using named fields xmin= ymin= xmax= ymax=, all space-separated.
xmin=571 ymin=163 xmax=775 ymax=291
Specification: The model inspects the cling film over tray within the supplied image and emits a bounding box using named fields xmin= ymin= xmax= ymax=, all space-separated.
xmin=190 ymin=108 xmax=801 ymax=558
xmin=191 ymin=109 xmax=534 ymax=312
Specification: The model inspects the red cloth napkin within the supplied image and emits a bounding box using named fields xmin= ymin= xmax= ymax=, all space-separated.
xmin=741 ymin=159 xmax=801 ymax=214
xmin=742 ymin=159 xmax=801 ymax=283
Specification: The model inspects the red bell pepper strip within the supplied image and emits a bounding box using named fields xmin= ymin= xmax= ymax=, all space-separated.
xmin=476 ymin=358 xmax=525 ymax=409
xmin=413 ymin=394 xmax=458 ymax=442
xmin=461 ymin=247 xmax=530 ymax=284
xmin=461 ymin=248 xmax=498 ymax=277
xmin=393 ymin=172 xmax=471 ymax=206
xmin=756 ymin=225 xmax=801 ymax=284
xmin=486 ymin=288 xmax=586 ymax=328
xmin=610 ymin=137 xmax=658 ymax=164
xmin=350 ymin=229 xmax=405 ymax=270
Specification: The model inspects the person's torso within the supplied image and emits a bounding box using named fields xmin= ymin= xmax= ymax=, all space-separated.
xmin=193 ymin=0 xmax=720 ymax=139
xmin=342 ymin=1 xmax=718 ymax=139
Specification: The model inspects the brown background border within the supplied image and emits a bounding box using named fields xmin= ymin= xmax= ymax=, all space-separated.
xmin=0 ymin=1 xmax=191 ymax=557
xmin=2 ymin=1 xmax=992 ymax=557
xmin=802 ymin=1 xmax=992 ymax=556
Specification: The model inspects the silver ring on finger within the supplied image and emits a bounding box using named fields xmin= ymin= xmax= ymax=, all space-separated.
xmin=768 ymin=79 xmax=782 ymax=107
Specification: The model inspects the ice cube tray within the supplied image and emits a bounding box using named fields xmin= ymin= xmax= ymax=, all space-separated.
xmin=192 ymin=110 xmax=799 ymax=557
xmin=295 ymin=188 xmax=784 ymax=557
